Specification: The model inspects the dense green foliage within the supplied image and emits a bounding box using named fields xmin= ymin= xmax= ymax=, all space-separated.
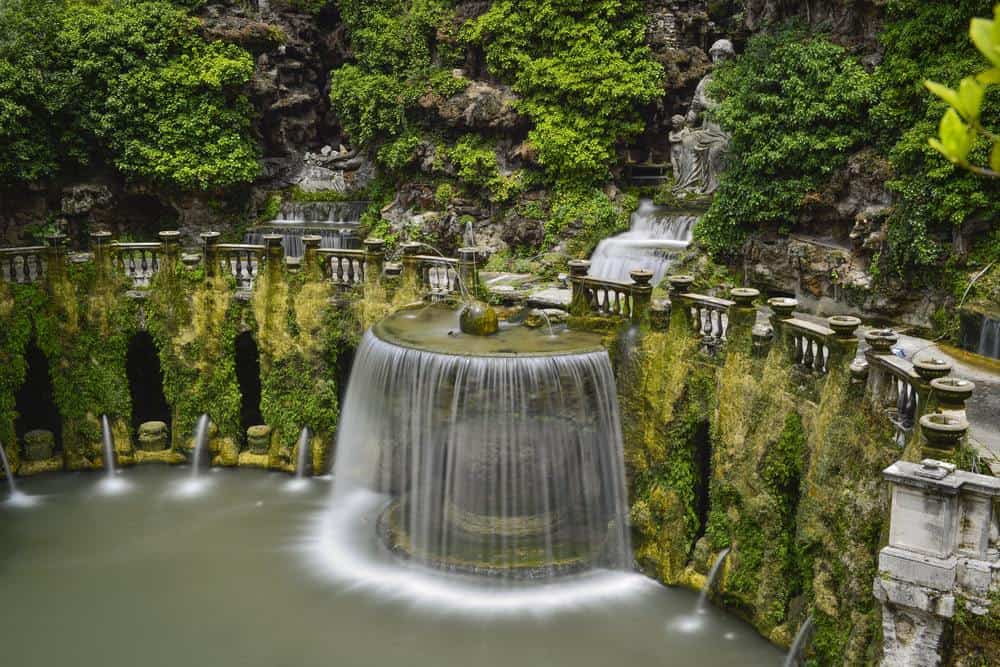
xmin=463 ymin=0 xmax=662 ymax=184
xmin=874 ymin=0 xmax=1000 ymax=275
xmin=696 ymin=32 xmax=876 ymax=255
xmin=701 ymin=2 xmax=999 ymax=278
xmin=0 ymin=0 xmax=258 ymax=189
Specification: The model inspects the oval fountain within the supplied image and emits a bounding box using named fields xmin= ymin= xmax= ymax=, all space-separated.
xmin=315 ymin=299 xmax=639 ymax=607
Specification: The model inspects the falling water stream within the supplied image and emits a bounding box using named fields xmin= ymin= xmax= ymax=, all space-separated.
xmin=978 ymin=317 xmax=1000 ymax=360
xmin=98 ymin=415 xmax=130 ymax=495
xmin=0 ymin=441 xmax=32 ymax=506
xmin=784 ymin=616 xmax=815 ymax=667
xmin=295 ymin=426 xmax=311 ymax=479
xmin=191 ymin=414 xmax=211 ymax=477
xmin=697 ymin=547 xmax=731 ymax=614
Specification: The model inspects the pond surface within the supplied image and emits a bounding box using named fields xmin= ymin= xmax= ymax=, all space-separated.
xmin=0 ymin=467 xmax=782 ymax=667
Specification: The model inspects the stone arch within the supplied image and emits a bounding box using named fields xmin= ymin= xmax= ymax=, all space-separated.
xmin=125 ymin=330 xmax=170 ymax=435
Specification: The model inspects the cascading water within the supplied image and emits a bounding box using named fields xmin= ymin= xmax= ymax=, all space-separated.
xmin=245 ymin=201 xmax=366 ymax=257
xmin=588 ymin=198 xmax=695 ymax=285
xmin=322 ymin=302 xmax=632 ymax=590
xmin=295 ymin=426 xmax=311 ymax=479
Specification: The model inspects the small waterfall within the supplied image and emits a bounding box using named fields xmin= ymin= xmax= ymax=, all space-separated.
xmin=977 ymin=317 xmax=1000 ymax=360
xmin=245 ymin=201 xmax=367 ymax=257
xmin=191 ymin=414 xmax=210 ymax=477
xmin=0 ymin=441 xmax=19 ymax=496
xmin=697 ymin=547 xmax=731 ymax=614
xmin=588 ymin=198 xmax=695 ymax=285
xmin=101 ymin=415 xmax=116 ymax=478
xmin=784 ymin=616 xmax=815 ymax=667
xmin=294 ymin=426 xmax=311 ymax=479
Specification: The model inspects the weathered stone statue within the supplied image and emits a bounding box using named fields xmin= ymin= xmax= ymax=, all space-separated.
xmin=672 ymin=39 xmax=735 ymax=195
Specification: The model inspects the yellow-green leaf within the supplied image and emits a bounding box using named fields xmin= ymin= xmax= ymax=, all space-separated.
xmin=925 ymin=80 xmax=961 ymax=110
xmin=930 ymin=108 xmax=974 ymax=165
xmin=991 ymin=141 xmax=1000 ymax=173
xmin=970 ymin=10 xmax=1000 ymax=68
xmin=957 ymin=77 xmax=985 ymax=122
xmin=976 ymin=67 xmax=1000 ymax=85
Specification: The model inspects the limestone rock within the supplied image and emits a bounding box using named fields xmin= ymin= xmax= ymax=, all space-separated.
xmin=434 ymin=80 xmax=523 ymax=130
xmin=61 ymin=184 xmax=113 ymax=216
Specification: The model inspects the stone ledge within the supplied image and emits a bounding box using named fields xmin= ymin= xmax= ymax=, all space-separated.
xmin=134 ymin=449 xmax=186 ymax=465
xmin=874 ymin=570 xmax=956 ymax=618
xmin=17 ymin=456 xmax=64 ymax=476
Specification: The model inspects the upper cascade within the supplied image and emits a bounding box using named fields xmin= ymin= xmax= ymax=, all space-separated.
xmin=588 ymin=198 xmax=695 ymax=286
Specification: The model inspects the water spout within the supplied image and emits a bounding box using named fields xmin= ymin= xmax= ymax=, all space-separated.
xmin=0 ymin=440 xmax=34 ymax=506
xmin=191 ymin=414 xmax=211 ymax=477
xmin=101 ymin=415 xmax=116 ymax=477
xmin=295 ymin=426 xmax=311 ymax=479
xmin=784 ymin=616 xmax=814 ymax=667
xmin=97 ymin=415 xmax=130 ymax=495
xmin=697 ymin=547 xmax=731 ymax=614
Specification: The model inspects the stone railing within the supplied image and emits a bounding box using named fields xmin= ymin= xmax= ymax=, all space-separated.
xmin=0 ymin=232 xmax=475 ymax=302
xmin=567 ymin=259 xmax=652 ymax=324
xmin=874 ymin=458 xmax=1000 ymax=666
xmin=318 ymin=248 xmax=366 ymax=287
xmin=111 ymin=241 xmax=163 ymax=288
xmin=0 ymin=245 xmax=46 ymax=284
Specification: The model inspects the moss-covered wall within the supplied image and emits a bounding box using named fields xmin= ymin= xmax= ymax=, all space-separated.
xmin=0 ymin=253 xmax=365 ymax=476
xmin=618 ymin=321 xmax=902 ymax=665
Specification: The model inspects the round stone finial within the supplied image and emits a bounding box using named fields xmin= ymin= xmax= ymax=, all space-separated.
xmin=930 ymin=377 xmax=975 ymax=407
xmin=630 ymin=269 xmax=654 ymax=287
xmin=568 ymin=259 xmax=591 ymax=277
xmin=181 ymin=253 xmax=202 ymax=269
xmin=864 ymin=328 xmax=898 ymax=354
xmin=200 ymin=231 xmax=221 ymax=245
xmin=158 ymin=230 xmax=181 ymax=244
xmin=667 ymin=274 xmax=695 ymax=293
xmin=262 ymin=233 xmax=283 ymax=249
xmin=301 ymin=235 xmax=322 ymax=249
xmin=138 ymin=421 xmax=169 ymax=452
xmin=459 ymin=301 xmax=499 ymax=336
xmin=90 ymin=230 xmax=112 ymax=242
xmin=827 ymin=315 xmax=862 ymax=338
xmin=364 ymin=237 xmax=386 ymax=252
xmin=400 ymin=241 xmax=422 ymax=256
xmin=767 ymin=297 xmax=798 ymax=318
xmin=913 ymin=356 xmax=953 ymax=382
xmin=919 ymin=413 xmax=969 ymax=450
xmin=730 ymin=287 xmax=760 ymax=307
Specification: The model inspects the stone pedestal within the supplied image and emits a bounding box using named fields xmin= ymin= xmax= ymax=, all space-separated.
xmin=239 ymin=425 xmax=273 ymax=468
xmin=138 ymin=421 xmax=169 ymax=451
xmin=874 ymin=460 xmax=1000 ymax=666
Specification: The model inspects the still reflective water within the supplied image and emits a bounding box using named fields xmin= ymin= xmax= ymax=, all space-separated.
xmin=0 ymin=467 xmax=781 ymax=666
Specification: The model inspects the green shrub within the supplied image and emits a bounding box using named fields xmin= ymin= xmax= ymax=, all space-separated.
xmin=696 ymin=31 xmax=876 ymax=255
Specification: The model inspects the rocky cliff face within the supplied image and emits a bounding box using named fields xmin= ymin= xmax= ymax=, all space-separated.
xmin=0 ymin=0 xmax=944 ymax=328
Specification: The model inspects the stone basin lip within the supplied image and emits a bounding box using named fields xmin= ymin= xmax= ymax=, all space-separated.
xmin=372 ymin=303 xmax=607 ymax=358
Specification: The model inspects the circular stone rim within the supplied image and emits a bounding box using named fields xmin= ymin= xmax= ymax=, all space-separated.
xmin=371 ymin=308 xmax=607 ymax=359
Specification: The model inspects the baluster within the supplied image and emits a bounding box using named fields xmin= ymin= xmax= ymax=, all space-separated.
xmin=151 ymin=251 xmax=159 ymax=276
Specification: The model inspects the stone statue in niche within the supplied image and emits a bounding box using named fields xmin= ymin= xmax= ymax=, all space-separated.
xmin=671 ymin=39 xmax=735 ymax=195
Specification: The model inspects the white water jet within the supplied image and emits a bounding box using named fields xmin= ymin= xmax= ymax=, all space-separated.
xmin=172 ymin=414 xmax=212 ymax=498
xmin=191 ymin=414 xmax=211 ymax=477
xmin=0 ymin=441 xmax=35 ymax=507
xmin=96 ymin=415 xmax=130 ymax=496
xmin=588 ymin=199 xmax=695 ymax=285
xmin=784 ymin=616 xmax=814 ymax=667
xmin=697 ymin=547 xmax=731 ymax=614
xmin=295 ymin=426 xmax=312 ymax=479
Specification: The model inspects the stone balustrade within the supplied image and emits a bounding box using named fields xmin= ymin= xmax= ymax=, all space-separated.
xmin=111 ymin=242 xmax=163 ymax=288
xmin=414 ymin=255 xmax=461 ymax=296
xmin=567 ymin=260 xmax=653 ymax=324
xmin=215 ymin=242 xmax=266 ymax=290
xmin=318 ymin=248 xmax=366 ymax=287
xmin=874 ymin=458 xmax=1000 ymax=666
xmin=0 ymin=246 xmax=47 ymax=284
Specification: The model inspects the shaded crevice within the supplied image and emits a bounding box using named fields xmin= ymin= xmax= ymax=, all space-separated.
xmin=335 ymin=345 xmax=355 ymax=409
xmin=14 ymin=342 xmax=62 ymax=447
xmin=235 ymin=331 xmax=264 ymax=438
xmin=126 ymin=331 xmax=170 ymax=433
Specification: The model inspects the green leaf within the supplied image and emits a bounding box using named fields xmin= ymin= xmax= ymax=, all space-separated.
xmin=930 ymin=108 xmax=974 ymax=165
xmin=925 ymin=80 xmax=962 ymax=110
xmin=957 ymin=76 xmax=985 ymax=122
xmin=969 ymin=9 xmax=1000 ymax=68
xmin=991 ymin=141 xmax=1000 ymax=174
xmin=976 ymin=67 xmax=1000 ymax=85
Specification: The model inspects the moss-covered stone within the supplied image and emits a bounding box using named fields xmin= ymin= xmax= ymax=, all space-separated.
xmin=22 ymin=429 xmax=54 ymax=461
